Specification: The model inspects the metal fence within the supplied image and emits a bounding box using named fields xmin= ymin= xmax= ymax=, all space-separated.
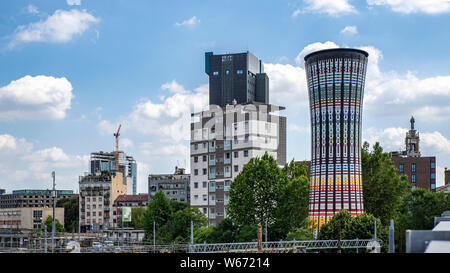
xmin=0 ymin=237 xmax=382 ymax=253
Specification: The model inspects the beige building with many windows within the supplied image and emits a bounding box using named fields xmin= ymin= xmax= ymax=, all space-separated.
xmin=0 ymin=207 xmax=64 ymax=231
xmin=79 ymin=171 xmax=127 ymax=232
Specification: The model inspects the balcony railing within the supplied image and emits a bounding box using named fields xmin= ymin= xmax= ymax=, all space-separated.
xmin=209 ymin=199 xmax=216 ymax=206
xmin=224 ymin=158 xmax=231 ymax=164
xmin=209 ymin=186 xmax=216 ymax=192
xmin=209 ymin=213 xmax=216 ymax=219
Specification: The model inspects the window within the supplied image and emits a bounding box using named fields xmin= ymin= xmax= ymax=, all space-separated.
xmin=412 ymin=174 xmax=416 ymax=183
xmin=234 ymin=136 xmax=238 ymax=145
xmin=194 ymin=144 xmax=198 ymax=150
xmin=234 ymin=151 xmax=239 ymax=158
xmin=431 ymin=162 xmax=436 ymax=168
xmin=194 ymin=169 xmax=199 ymax=175
xmin=194 ymin=156 xmax=198 ymax=163
xmin=203 ymin=195 xmax=207 ymax=201
xmin=244 ymin=121 xmax=249 ymax=129
xmin=194 ymin=195 xmax=198 ymax=200
xmin=399 ymin=164 xmax=404 ymax=173
xmin=412 ymin=164 xmax=416 ymax=173
xmin=226 ymin=70 xmax=230 ymax=75
xmin=244 ymin=150 xmax=249 ymax=157
xmin=234 ymin=165 xmax=239 ymax=172
xmin=431 ymin=173 xmax=436 ymax=179
xmin=234 ymin=123 xmax=238 ymax=131
xmin=203 ymin=208 xmax=207 ymax=214
xmin=203 ymin=155 xmax=207 ymax=162
xmin=194 ymin=182 xmax=198 ymax=189
xmin=203 ymin=181 xmax=207 ymax=188
xmin=202 ymin=143 xmax=207 ymax=149
xmin=237 ymin=69 xmax=243 ymax=75
xmin=213 ymin=71 xmax=219 ymax=76
xmin=244 ymin=135 xmax=249 ymax=143
xmin=203 ymin=169 xmax=207 ymax=175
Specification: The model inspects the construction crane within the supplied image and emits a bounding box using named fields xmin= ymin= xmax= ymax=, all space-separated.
xmin=114 ymin=124 xmax=122 ymax=171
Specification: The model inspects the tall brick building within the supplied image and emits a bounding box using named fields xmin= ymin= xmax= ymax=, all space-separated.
xmin=391 ymin=117 xmax=436 ymax=192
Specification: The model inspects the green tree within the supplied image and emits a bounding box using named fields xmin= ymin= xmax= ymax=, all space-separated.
xmin=318 ymin=210 xmax=386 ymax=253
xmin=272 ymin=174 xmax=310 ymax=240
xmin=396 ymin=188 xmax=450 ymax=252
xmin=362 ymin=142 xmax=409 ymax=225
xmin=131 ymin=207 xmax=146 ymax=229
xmin=285 ymin=224 xmax=314 ymax=241
xmin=194 ymin=226 xmax=215 ymax=244
xmin=166 ymin=207 xmax=208 ymax=243
xmin=142 ymin=191 xmax=172 ymax=242
xmin=44 ymin=216 xmax=65 ymax=233
xmin=56 ymin=195 xmax=79 ymax=232
xmin=228 ymin=153 xmax=288 ymax=229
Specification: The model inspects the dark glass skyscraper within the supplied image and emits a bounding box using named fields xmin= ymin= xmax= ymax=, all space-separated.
xmin=304 ymin=48 xmax=369 ymax=229
xmin=205 ymin=51 xmax=269 ymax=107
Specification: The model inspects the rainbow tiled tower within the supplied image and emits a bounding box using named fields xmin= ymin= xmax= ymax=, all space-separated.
xmin=304 ymin=48 xmax=369 ymax=229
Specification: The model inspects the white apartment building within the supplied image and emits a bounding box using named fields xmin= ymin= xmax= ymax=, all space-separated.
xmin=190 ymin=103 xmax=286 ymax=226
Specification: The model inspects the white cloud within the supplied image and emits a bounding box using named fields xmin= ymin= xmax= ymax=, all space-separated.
xmin=340 ymin=25 xmax=358 ymax=35
xmin=9 ymin=9 xmax=99 ymax=47
xmin=295 ymin=41 xmax=339 ymax=66
xmin=67 ymin=0 xmax=82 ymax=6
xmin=292 ymin=9 xmax=301 ymax=17
xmin=97 ymin=81 xmax=208 ymax=188
xmin=264 ymin=63 xmax=308 ymax=116
xmin=0 ymin=75 xmax=73 ymax=121
xmin=175 ymin=16 xmax=200 ymax=27
xmin=363 ymin=127 xmax=450 ymax=186
xmin=303 ymin=0 xmax=357 ymax=16
xmin=291 ymin=42 xmax=450 ymax=123
xmin=27 ymin=4 xmax=39 ymax=14
xmin=121 ymin=138 xmax=134 ymax=149
xmin=367 ymin=0 xmax=450 ymax=14
xmin=0 ymin=134 xmax=88 ymax=191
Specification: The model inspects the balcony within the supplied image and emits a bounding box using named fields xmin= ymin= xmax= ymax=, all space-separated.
xmin=209 ymin=146 xmax=216 ymax=153
xmin=224 ymin=171 xmax=231 ymax=178
xmin=209 ymin=160 xmax=216 ymax=166
xmin=224 ymin=141 xmax=231 ymax=150
xmin=209 ymin=186 xmax=216 ymax=192
xmin=224 ymin=158 xmax=231 ymax=165
xmin=209 ymin=173 xmax=216 ymax=179
xmin=224 ymin=185 xmax=230 ymax=191
xmin=224 ymin=199 xmax=229 ymax=206
xmin=209 ymin=199 xmax=216 ymax=206
xmin=209 ymin=213 xmax=216 ymax=219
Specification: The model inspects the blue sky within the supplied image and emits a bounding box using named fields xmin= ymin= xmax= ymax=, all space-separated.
xmin=1 ymin=0 xmax=450 ymax=193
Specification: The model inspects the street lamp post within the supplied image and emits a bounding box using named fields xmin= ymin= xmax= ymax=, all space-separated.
xmin=51 ymin=171 xmax=56 ymax=253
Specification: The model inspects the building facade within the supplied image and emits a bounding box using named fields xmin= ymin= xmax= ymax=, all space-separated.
xmin=90 ymin=151 xmax=137 ymax=195
xmin=391 ymin=117 xmax=436 ymax=192
xmin=0 ymin=207 xmax=64 ymax=231
xmin=148 ymin=167 xmax=190 ymax=203
xmin=206 ymin=51 xmax=269 ymax=107
xmin=304 ymin=48 xmax=369 ymax=229
xmin=445 ymin=168 xmax=450 ymax=186
xmin=0 ymin=190 xmax=76 ymax=209
xmin=190 ymin=103 xmax=286 ymax=226
xmin=79 ymin=171 xmax=127 ymax=232
xmin=113 ymin=194 xmax=148 ymax=225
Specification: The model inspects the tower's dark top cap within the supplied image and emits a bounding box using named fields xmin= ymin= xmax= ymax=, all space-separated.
xmin=304 ymin=48 xmax=369 ymax=62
